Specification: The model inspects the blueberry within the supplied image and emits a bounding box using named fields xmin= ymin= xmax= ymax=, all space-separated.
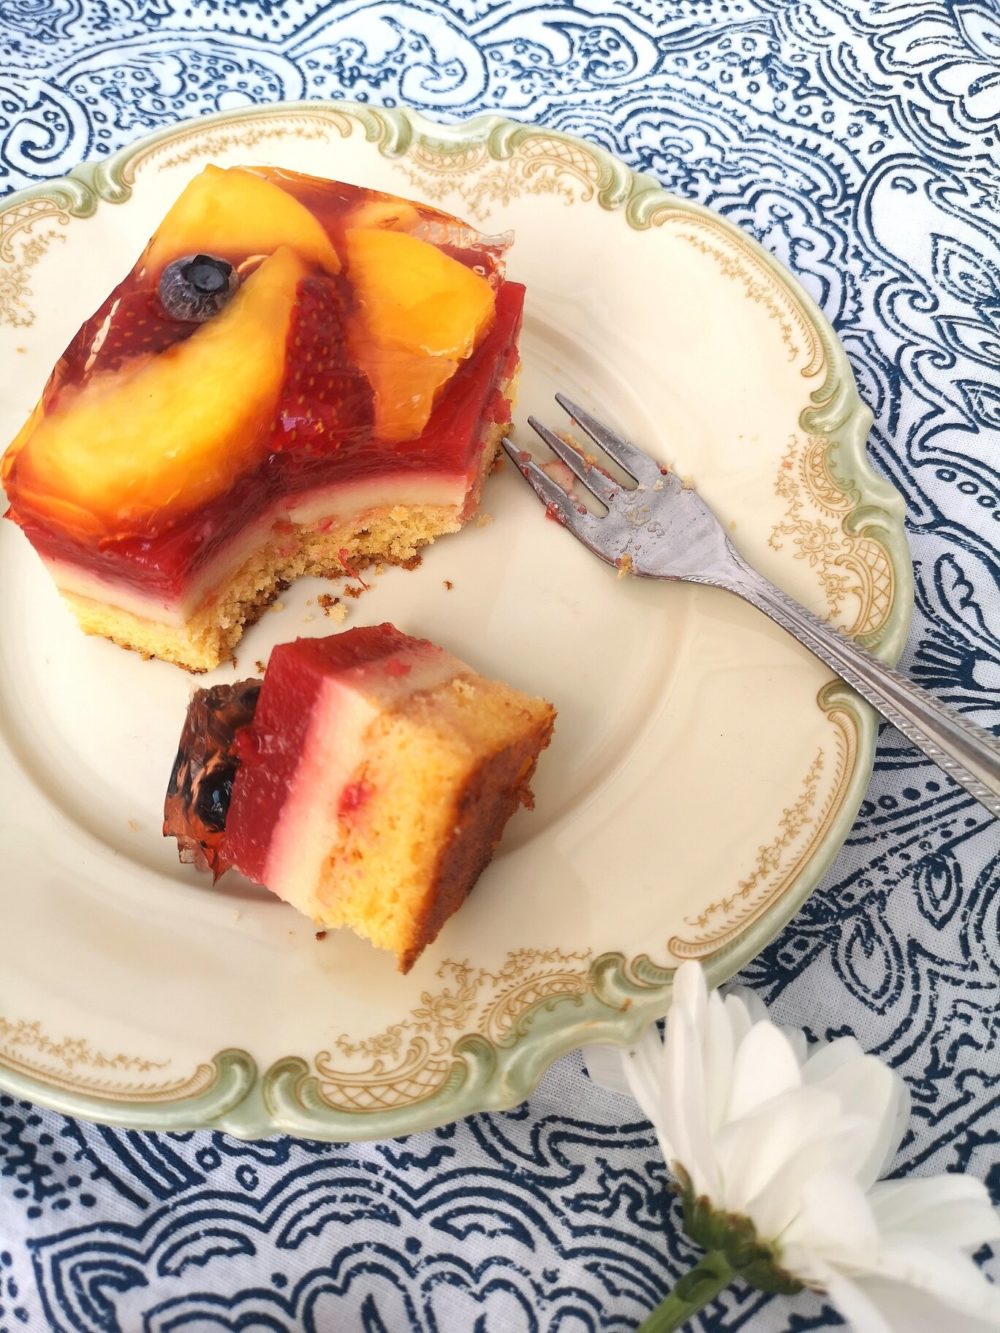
xmin=193 ymin=758 xmax=237 ymax=832
xmin=236 ymin=681 xmax=262 ymax=712
xmin=158 ymin=253 xmax=238 ymax=321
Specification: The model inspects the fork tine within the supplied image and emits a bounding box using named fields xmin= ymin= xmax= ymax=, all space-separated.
xmin=554 ymin=394 xmax=661 ymax=484
xmin=526 ymin=416 xmax=621 ymax=505
xmin=501 ymin=438 xmax=595 ymax=533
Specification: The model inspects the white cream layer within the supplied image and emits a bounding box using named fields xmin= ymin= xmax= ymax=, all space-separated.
xmin=43 ymin=472 xmax=467 ymax=625
xmin=261 ymin=641 xmax=466 ymax=919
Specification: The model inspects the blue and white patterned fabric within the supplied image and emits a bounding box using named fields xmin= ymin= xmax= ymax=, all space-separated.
xmin=1 ymin=3 xmax=998 ymax=1329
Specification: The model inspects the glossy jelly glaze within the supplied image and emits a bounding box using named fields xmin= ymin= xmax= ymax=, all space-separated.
xmin=222 ymin=625 xmax=458 ymax=899
xmin=2 ymin=168 xmax=524 ymax=599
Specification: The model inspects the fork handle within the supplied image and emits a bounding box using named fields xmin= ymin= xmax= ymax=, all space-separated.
xmin=727 ymin=559 xmax=1000 ymax=818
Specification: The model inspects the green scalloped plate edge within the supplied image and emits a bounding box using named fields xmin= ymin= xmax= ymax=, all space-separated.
xmin=0 ymin=100 xmax=913 ymax=1140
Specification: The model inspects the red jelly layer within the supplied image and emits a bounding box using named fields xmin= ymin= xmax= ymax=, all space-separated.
xmin=11 ymin=281 xmax=523 ymax=601
xmin=224 ymin=624 xmax=424 ymax=885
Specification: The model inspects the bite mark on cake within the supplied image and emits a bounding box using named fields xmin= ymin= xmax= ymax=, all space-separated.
xmin=3 ymin=165 xmax=524 ymax=673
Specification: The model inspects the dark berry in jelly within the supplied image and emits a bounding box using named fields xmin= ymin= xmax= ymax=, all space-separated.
xmin=163 ymin=679 xmax=261 ymax=877
xmin=193 ymin=758 xmax=238 ymax=833
xmin=158 ymin=254 xmax=238 ymax=322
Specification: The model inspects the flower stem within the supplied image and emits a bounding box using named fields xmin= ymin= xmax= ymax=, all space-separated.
xmin=636 ymin=1251 xmax=735 ymax=1332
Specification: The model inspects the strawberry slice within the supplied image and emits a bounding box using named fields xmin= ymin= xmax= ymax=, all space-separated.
xmin=50 ymin=290 xmax=198 ymax=406
xmin=272 ymin=275 xmax=373 ymax=452
xmin=95 ymin=291 xmax=200 ymax=373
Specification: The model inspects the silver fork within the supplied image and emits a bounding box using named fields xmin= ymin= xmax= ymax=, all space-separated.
xmin=503 ymin=394 xmax=1000 ymax=818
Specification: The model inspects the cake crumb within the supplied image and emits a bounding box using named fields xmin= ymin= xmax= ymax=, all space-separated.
xmin=255 ymin=659 xmax=266 ymax=674
xmin=401 ymin=554 xmax=422 ymax=571
xmin=729 ymin=520 xmax=737 ymax=531
xmin=127 ymin=818 xmax=140 ymax=832
xmin=303 ymin=613 xmax=316 ymax=623
xmin=233 ymin=910 xmax=242 ymax=923
xmin=444 ymin=580 xmax=454 ymax=591
xmin=230 ymin=654 xmax=238 ymax=668
xmin=653 ymin=479 xmax=665 ymax=491
xmin=337 ymin=547 xmax=370 ymax=589
xmin=305 ymin=598 xmax=314 ymax=606
xmin=542 ymin=459 xmax=577 ymax=496
xmin=616 ymin=554 xmax=634 ymax=578
xmin=270 ymin=601 xmax=284 ymax=613
xmin=318 ymin=592 xmax=343 ymax=614
xmin=16 ymin=346 xmax=27 ymax=354
xmin=343 ymin=585 xmax=365 ymax=599
xmin=476 ymin=512 xmax=493 ymax=527
xmin=374 ymin=562 xmax=386 ymax=576
xmin=316 ymin=592 xmax=350 ymax=624
xmin=315 ymin=930 xmax=327 ymax=941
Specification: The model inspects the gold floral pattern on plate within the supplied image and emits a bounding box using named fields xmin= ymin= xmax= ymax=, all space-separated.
xmin=651 ymin=212 xmax=826 ymax=375
xmin=672 ymin=685 xmax=859 ymax=957
xmin=0 ymin=197 xmax=70 ymax=328
xmin=770 ymin=432 xmax=896 ymax=640
xmin=313 ymin=949 xmax=592 ymax=1112
xmin=0 ymin=1013 xmax=217 ymax=1102
xmin=401 ymin=131 xmax=602 ymax=217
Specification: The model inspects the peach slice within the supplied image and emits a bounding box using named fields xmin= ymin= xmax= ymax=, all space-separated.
xmin=345 ymin=228 xmax=494 ymax=356
xmin=143 ymin=166 xmax=340 ymax=275
xmin=345 ymin=228 xmax=495 ymax=440
xmin=359 ymin=348 xmax=459 ymax=444
xmin=11 ymin=246 xmax=309 ymax=533
xmin=346 ymin=197 xmax=422 ymax=232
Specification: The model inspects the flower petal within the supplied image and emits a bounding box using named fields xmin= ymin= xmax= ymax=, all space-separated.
xmin=747 ymin=1117 xmax=878 ymax=1240
xmin=870 ymin=1238 xmax=1000 ymax=1321
xmin=869 ymin=1175 xmax=1000 ymax=1249
xmin=673 ymin=960 xmax=708 ymax=1030
xmin=702 ymin=986 xmax=736 ymax=1134
xmin=723 ymin=983 xmax=770 ymax=1027
xmin=722 ymin=991 xmax=756 ymax=1049
xmin=803 ymin=1040 xmax=909 ymax=1186
xmin=726 ymin=1020 xmax=804 ymax=1119
xmin=584 ymin=1042 xmax=640 ymax=1097
xmin=662 ymin=1005 xmax=720 ymax=1197
xmin=779 ymin=1022 xmax=809 ymax=1066
xmin=623 ymin=1023 xmax=675 ymax=1160
xmin=821 ymin=1269 xmax=897 ymax=1333
xmin=801 ymin=1034 xmax=866 ymax=1080
xmin=781 ymin=1169 xmax=880 ymax=1272
xmin=713 ymin=1087 xmax=847 ymax=1221
xmin=844 ymin=1273 xmax=1000 ymax=1332
xmin=724 ymin=984 xmax=809 ymax=1064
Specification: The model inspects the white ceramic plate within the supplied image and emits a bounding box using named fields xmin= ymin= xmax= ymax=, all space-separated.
xmin=0 ymin=102 xmax=911 ymax=1139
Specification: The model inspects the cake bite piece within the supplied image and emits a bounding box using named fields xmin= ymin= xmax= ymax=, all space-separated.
xmin=164 ymin=625 xmax=555 ymax=971
xmin=2 ymin=166 xmax=523 ymax=671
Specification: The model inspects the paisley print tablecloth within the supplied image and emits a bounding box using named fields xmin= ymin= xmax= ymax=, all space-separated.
xmin=1 ymin=2 xmax=998 ymax=1329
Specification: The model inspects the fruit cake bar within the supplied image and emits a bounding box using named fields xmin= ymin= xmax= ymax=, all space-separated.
xmin=2 ymin=166 xmax=524 ymax=670
xmin=164 ymin=624 xmax=555 ymax=971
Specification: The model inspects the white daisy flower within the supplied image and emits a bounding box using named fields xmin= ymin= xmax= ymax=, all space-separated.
xmin=622 ymin=962 xmax=1000 ymax=1332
